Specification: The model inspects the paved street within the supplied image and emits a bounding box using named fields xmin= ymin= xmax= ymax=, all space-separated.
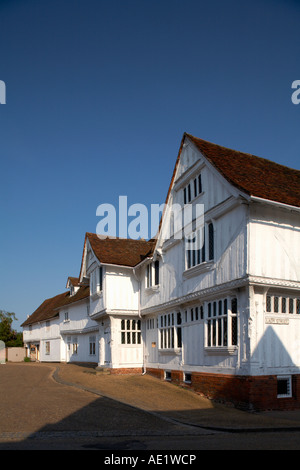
xmin=1 ymin=363 xmax=300 ymax=450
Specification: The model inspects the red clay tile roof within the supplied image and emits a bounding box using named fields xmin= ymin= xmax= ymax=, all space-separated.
xmin=21 ymin=286 xmax=90 ymax=326
xmin=86 ymin=233 xmax=155 ymax=267
xmin=67 ymin=276 xmax=80 ymax=287
xmin=186 ymin=133 xmax=300 ymax=208
xmin=21 ymin=292 xmax=68 ymax=326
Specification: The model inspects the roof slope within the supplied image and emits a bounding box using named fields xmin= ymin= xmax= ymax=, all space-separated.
xmin=86 ymin=232 xmax=155 ymax=267
xmin=186 ymin=133 xmax=300 ymax=208
xmin=21 ymin=291 xmax=68 ymax=326
xmin=21 ymin=286 xmax=90 ymax=326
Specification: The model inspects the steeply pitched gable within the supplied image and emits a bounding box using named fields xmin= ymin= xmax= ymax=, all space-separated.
xmin=186 ymin=133 xmax=300 ymax=208
xmin=85 ymin=233 xmax=155 ymax=267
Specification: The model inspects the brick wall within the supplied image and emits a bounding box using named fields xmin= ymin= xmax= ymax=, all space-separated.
xmin=146 ymin=368 xmax=300 ymax=411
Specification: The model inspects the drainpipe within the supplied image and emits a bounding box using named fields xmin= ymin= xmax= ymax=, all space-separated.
xmin=133 ymin=266 xmax=147 ymax=375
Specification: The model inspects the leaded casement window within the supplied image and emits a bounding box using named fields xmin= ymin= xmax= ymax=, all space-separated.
xmin=121 ymin=319 xmax=142 ymax=345
xmin=183 ymin=173 xmax=203 ymax=204
xmin=89 ymin=336 xmax=96 ymax=355
xmin=206 ymin=297 xmax=238 ymax=348
xmin=146 ymin=318 xmax=155 ymax=330
xmin=186 ymin=222 xmax=214 ymax=269
xmin=146 ymin=260 xmax=159 ymax=288
xmin=159 ymin=312 xmax=182 ymax=350
xmin=266 ymin=294 xmax=300 ymax=315
xmin=90 ymin=266 xmax=103 ymax=295
xmin=184 ymin=305 xmax=204 ymax=323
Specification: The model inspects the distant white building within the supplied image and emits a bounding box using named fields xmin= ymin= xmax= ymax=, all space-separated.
xmin=22 ymin=132 xmax=300 ymax=410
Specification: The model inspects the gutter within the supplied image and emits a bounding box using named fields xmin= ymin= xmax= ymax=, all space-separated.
xmin=250 ymin=196 xmax=300 ymax=213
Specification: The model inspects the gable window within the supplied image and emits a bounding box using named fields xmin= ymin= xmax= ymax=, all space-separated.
xmin=146 ymin=260 xmax=159 ymax=288
xmin=64 ymin=311 xmax=69 ymax=322
xmin=206 ymin=297 xmax=238 ymax=348
xmin=90 ymin=266 xmax=103 ymax=296
xmin=159 ymin=312 xmax=182 ymax=350
xmin=183 ymin=173 xmax=202 ymax=204
xmin=121 ymin=319 xmax=141 ymax=345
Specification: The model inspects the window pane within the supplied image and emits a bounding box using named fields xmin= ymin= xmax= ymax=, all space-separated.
xmin=266 ymin=296 xmax=271 ymax=312
xmin=208 ymin=223 xmax=214 ymax=260
xmin=177 ymin=327 xmax=182 ymax=348
xmin=154 ymin=260 xmax=159 ymax=285
xmin=208 ymin=303 xmax=211 ymax=318
xmin=231 ymin=317 xmax=237 ymax=346
xmin=198 ymin=174 xmax=202 ymax=194
xmin=207 ymin=320 xmax=211 ymax=346
xmin=188 ymin=184 xmax=191 ymax=202
xmin=231 ymin=298 xmax=237 ymax=314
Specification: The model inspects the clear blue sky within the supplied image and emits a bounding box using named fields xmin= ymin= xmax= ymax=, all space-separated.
xmin=0 ymin=0 xmax=299 ymax=330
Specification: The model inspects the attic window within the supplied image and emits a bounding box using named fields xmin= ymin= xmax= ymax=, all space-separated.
xmin=90 ymin=266 xmax=103 ymax=295
xmin=146 ymin=260 xmax=159 ymax=288
xmin=183 ymin=173 xmax=202 ymax=204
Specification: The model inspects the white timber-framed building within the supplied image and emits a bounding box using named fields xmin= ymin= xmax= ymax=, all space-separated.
xmin=22 ymin=132 xmax=300 ymax=410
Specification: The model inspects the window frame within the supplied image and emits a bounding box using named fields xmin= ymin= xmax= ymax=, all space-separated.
xmin=158 ymin=312 xmax=182 ymax=351
xmin=89 ymin=335 xmax=96 ymax=356
xmin=90 ymin=265 xmax=104 ymax=297
xmin=146 ymin=260 xmax=160 ymax=289
xmin=185 ymin=222 xmax=214 ymax=270
xmin=277 ymin=375 xmax=292 ymax=398
xmin=205 ymin=297 xmax=238 ymax=350
xmin=121 ymin=318 xmax=142 ymax=345
xmin=266 ymin=293 xmax=300 ymax=315
xmin=183 ymin=172 xmax=203 ymax=204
